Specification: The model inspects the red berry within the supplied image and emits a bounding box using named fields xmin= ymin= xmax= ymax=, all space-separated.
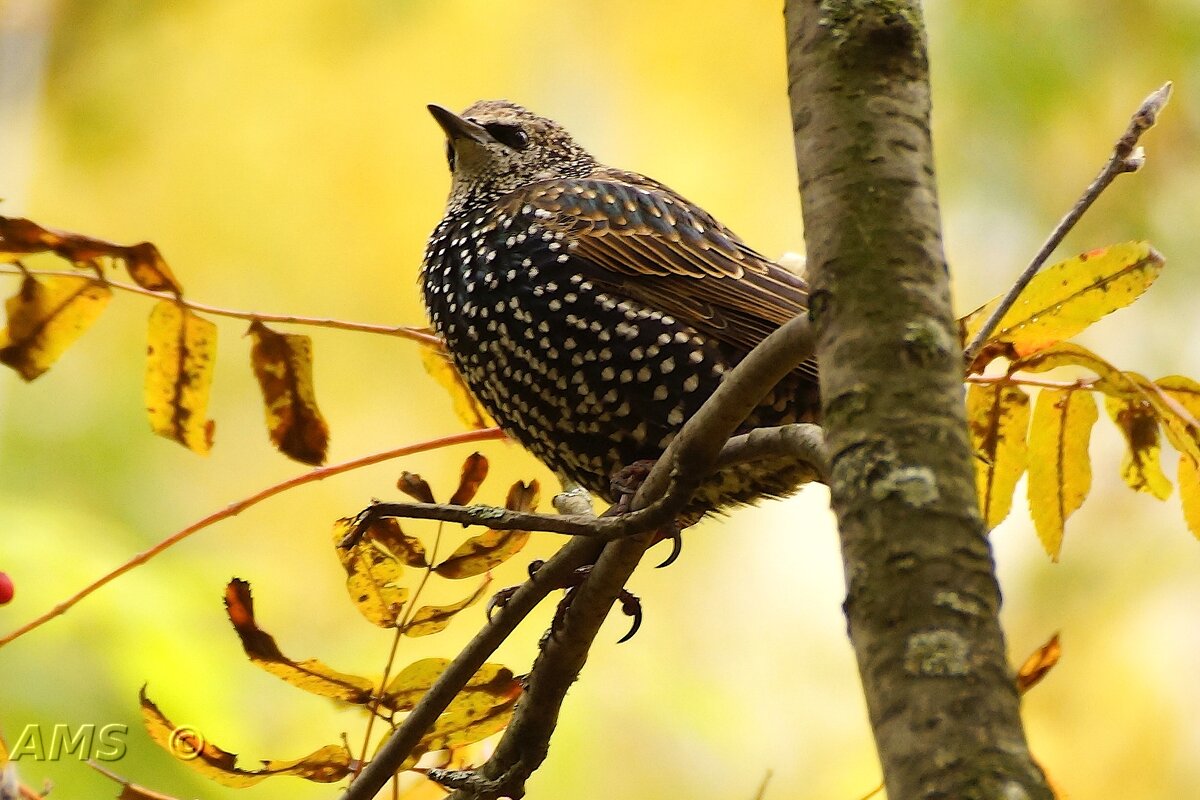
xmin=0 ymin=572 xmax=13 ymax=605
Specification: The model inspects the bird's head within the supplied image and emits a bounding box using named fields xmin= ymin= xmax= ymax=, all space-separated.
xmin=429 ymin=100 xmax=596 ymax=213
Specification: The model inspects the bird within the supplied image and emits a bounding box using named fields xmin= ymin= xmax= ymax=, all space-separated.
xmin=421 ymin=100 xmax=821 ymax=516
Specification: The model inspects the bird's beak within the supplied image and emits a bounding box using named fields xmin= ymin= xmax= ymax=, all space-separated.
xmin=427 ymin=104 xmax=490 ymax=145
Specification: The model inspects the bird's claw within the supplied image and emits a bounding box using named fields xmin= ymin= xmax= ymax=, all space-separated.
xmin=486 ymin=559 xmax=546 ymax=622
xmin=615 ymin=587 xmax=643 ymax=643
xmin=547 ymin=565 xmax=643 ymax=644
xmin=653 ymin=524 xmax=684 ymax=568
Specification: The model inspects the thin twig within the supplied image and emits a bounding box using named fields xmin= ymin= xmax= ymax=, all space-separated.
xmin=0 ymin=427 xmax=504 ymax=648
xmin=87 ymin=761 xmax=183 ymax=800
xmin=0 ymin=266 xmax=442 ymax=346
xmin=962 ymin=81 xmax=1172 ymax=367
xmin=966 ymin=374 xmax=1097 ymax=391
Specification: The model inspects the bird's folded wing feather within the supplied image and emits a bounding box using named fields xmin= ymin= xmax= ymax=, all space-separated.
xmin=497 ymin=172 xmax=817 ymax=380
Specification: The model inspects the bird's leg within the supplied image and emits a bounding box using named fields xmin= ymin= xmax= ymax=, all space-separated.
xmin=485 ymin=559 xmax=545 ymax=622
xmin=545 ymin=566 xmax=643 ymax=644
xmin=609 ymin=460 xmax=687 ymax=567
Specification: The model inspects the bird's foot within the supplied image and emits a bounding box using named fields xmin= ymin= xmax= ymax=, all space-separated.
xmin=486 ymin=559 xmax=545 ymax=622
xmin=608 ymin=460 xmax=658 ymax=513
xmin=490 ymin=561 xmax=643 ymax=644
xmin=546 ymin=565 xmax=643 ymax=644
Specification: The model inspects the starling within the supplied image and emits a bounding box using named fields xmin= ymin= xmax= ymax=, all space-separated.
xmin=422 ymin=100 xmax=820 ymax=515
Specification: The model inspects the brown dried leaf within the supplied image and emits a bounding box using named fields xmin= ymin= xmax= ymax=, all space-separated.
xmin=1027 ymin=389 xmax=1097 ymax=560
xmin=403 ymin=577 xmax=491 ymax=637
xmin=449 ymin=452 xmax=489 ymax=506
xmin=419 ymin=339 xmax=495 ymax=429
xmin=356 ymin=514 xmax=429 ymax=568
xmin=1016 ymin=633 xmax=1062 ymax=695
xmin=435 ymin=480 xmax=540 ymax=579
xmin=144 ymin=300 xmax=216 ymax=454
xmin=0 ymin=275 xmax=112 ymax=380
xmin=398 ymin=471 xmax=436 ymax=504
xmin=139 ymin=688 xmax=352 ymax=786
xmin=123 ymin=241 xmax=183 ymax=294
xmin=248 ymin=320 xmax=329 ymax=465
xmin=223 ymin=579 xmax=375 ymax=703
xmin=966 ymin=384 xmax=1030 ymax=530
xmin=333 ymin=517 xmax=409 ymax=628
xmin=0 ymin=215 xmax=183 ymax=294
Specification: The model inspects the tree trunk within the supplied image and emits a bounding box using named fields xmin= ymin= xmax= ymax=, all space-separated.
xmin=784 ymin=2 xmax=1053 ymax=797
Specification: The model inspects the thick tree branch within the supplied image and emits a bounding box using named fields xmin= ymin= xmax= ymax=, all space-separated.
xmin=786 ymin=1 xmax=1052 ymax=797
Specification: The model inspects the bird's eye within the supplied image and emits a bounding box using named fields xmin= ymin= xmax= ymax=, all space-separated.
xmin=482 ymin=122 xmax=530 ymax=151
xmin=445 ymin=140 xmax=456 ymax=170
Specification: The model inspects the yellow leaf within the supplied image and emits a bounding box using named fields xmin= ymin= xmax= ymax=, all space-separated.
xmin=1123 ymin=373 xmax=1200 ymax=463
xmin=420 ymin=339 xmax=495 ymax=429
xmin=248 ymin=320 xmax=329 ymax=465
xmin=1009 ymin=342 xmax=1140 ymax=399
xmin=1148 ymin=375 xmax=1200 ymax=462
xmin=1027 ymin=389 xmax=1097 ymax=560
xmin=1178 ymin=455 xmax=1200 ymax=540
xmin=333 ymin=517 xmax=409 ymax=628
xmin=379 ymin=660 xmax=521 ymax=769
xmin=140 ymin=688 xmax=351 ymax=786
xmin=962 ymin=241 xmax=1164 ymax=366
xmin=144 ymin=300 xmax=216 ymax=454
xmin=966 ymin=384 xmax=1030 ymax=530
xmin=1012 ymin=346 xmax=1200 ymax=462
xmin=435 ymin=480 xmax=540 ymax=579
xmin=408 ymin=685 xmax=519 ymax=769
xmin=223 ymin=579 xmax=375 ymax=704
xmin=381 ymin=659 xmax=515 ymax=712
xmin=1156 ymin=377 xmax=1200 ymax=538
xmin=1103 ymin=396 xmax=1172 ymax=499
xmin=403 ymin=577 xmax=491 ymax=637
xmin=0 ymin=275 xmax=112 ymax=380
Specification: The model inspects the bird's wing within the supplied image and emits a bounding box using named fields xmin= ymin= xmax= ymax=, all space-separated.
xmin=496 ymin=172 xmax=816 ymax=379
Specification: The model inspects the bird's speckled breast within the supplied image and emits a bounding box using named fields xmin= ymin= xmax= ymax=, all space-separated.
xmin=421 ymin=203 xmax=745 ymax=499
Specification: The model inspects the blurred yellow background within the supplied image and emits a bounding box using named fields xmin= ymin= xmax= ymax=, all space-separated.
xmin=2 ymin=0 xmax=1200 ymax=797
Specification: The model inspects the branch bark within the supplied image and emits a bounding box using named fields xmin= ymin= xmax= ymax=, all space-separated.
xmin=785 ymin=2 xmax=1052 ymax=797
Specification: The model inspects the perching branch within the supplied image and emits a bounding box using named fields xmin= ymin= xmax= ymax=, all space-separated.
xmin=962 ymin=81 xmax=1172 ymax=367
xmin=339 ymin=298 xmax=822 ymax=800
xmin=352 ymin=312 xmax=822 ymax=549
xmin=356 ymin=422 xmax=828 ymax=540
